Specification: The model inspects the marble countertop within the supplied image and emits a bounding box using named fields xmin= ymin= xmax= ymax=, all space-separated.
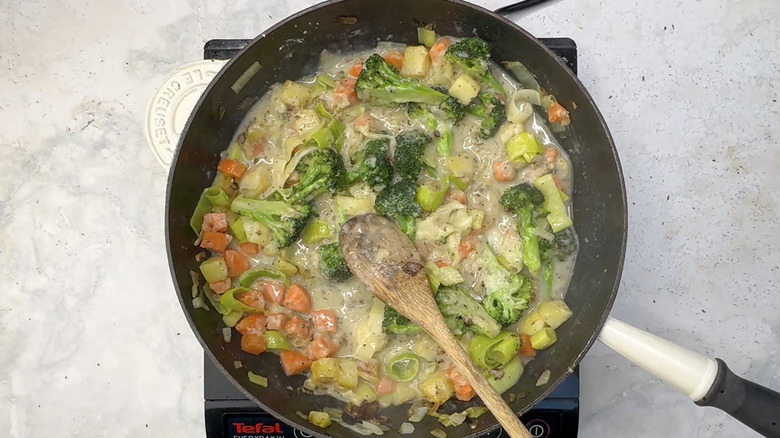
xmin=1 ymin=0 xmax=778 ymax=437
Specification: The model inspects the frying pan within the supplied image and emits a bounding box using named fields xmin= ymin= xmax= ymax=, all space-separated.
xmin=164 ymin=0 xmax=780 ymax=436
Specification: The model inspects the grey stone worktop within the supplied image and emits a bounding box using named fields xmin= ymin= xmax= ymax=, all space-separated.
xmin=1 ymin=0 xmax=777 ymax=437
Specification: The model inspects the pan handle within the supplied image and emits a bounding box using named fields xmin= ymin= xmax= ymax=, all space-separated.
xmin=599 ymin=317 xmax=780 ymax=437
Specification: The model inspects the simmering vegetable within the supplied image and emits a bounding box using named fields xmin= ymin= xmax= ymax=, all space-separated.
xmin=189 ymin=29 xmax=578 ymax=425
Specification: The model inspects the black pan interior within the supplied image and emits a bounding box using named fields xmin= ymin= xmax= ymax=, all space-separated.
xmin=166 ymin=0 xmax=627 ymax=436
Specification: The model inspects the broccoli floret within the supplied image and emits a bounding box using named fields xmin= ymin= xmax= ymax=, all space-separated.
xmin=539 ymin=228 xmax=578 ymax=296
xmin=383 ymin=306 xmax=422 ymax=334
xmin=345 ymin=138 xmax=393 ymax=190
xmin=479 ymin=247 xmax=534 ymax=325
xmin=468 ymin=93 xmax=506 ymax=140
xmin=440 ymin=96 xmax=467 ymax=124
xmin=394 ymin=130 xmax=431 ymax=180
xmin=355 ymin=54 xmax=448 ymax=106
xmin=281 ymin=148 xmax=346 ymax=204
xmin=231 ymin=196 xmax=312 ymax=248
xmin=444 ymin=37 xmax=505 ymax=94
xmin=500 ymin=183 xmax=545 ymax=274
xmin=436 ymin=284 xmax=501 ymax=338
xmin=407 ymin=98 xmax=467 ymax=157
xmin=319 ymin=242 xmax=352 ymax=281
xmin=374 ymin=179 xmax=423 ymax=240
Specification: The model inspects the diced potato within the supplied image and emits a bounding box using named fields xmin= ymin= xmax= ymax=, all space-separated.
xmin=498 ymin=123 xmax=525 ymax=145
xmin=446 ymin=154 xmax=474 ymax=178
xmin=334 ymin=195 xmax=375 ymax=223
xmin=420 ymin=371 xmax=454 ymax=409
xmin=448 ymin=73 xmax=481 ymax=105
xmin=468 ymin=209 xmax=484 ymax=230
xmin=311 ymin=358 xmax=340 ymax=385
xmin=412 ymin=334 xmax=439 ymax=361
xmin=273 ymin=258 xmax=298 ymax=277
xmin=530 ymin=327 xmax=558 ymax=350
xmin=200 ymin=256 xmax=228 ymax=284
xmin=279 ymin=80 xmax=313 ymax=108
xmin=393 ymin=382 xmax=418 ymax=405
xmin=344 ymin=382 xmax=377 ymax=406
xmin=400 ymin=46 xmax=431 ymax=78
xmin=338 ymin=359 xmax=359 ymax=389
xmin=518 ymin=309 xmax=547 ymax=336
xmin=537 ymin=300 xmax=573 ymax=329
xmin=308 ymin=411 xmax=332 ymax=428
xmin=243 ymin=218 xmax=273 ymax=247
xmin=292 ymin=109 xmax=323 ymax=138
xmin=239 ymin=164 xmax=273 ymax=198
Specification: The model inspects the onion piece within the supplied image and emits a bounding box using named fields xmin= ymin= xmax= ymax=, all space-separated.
xmin=233 ymin=360 xmax=242 ymax=369
xmin=399 ymin=423 xmax=415 ymax=435
xmin=431 ymin=428 xmax=447 ymax=438
xmin=536 ymin=369 xmax=551 ymax=386
xmin=222 ymin=327 xmax=232 ymax=343
xmin=192 ymin=296 xmax=207 ymax=310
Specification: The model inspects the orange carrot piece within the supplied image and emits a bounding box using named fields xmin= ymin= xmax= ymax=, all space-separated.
xmin=428 ymin=37 xmax=453 ymax=65
xmin=458 ymin=238 xmax=477 ymax=258
xmin=548 ymin=102 xmax=570 ymax=124
xmin=348 ymin=62 xmax=364 ymax=77
xmin=434 ymin=260 xmax=451 ymax=268
xmin=202 ymin=212 xmax=228 ymax=233
xmin=493 ymin=161 xmax=516 ymax=182
xmin=284 ymin=315 xmax=312 ymax=341
xmin=225 ymin=249 xmax=252 ymax=277
xmin=280 ymin=350 xmax=312 ymax=376
xmin=308 ymin=333 xmax=340 ymax=360
xmin=217 ymin=158 xmax=248 ymax=179
xmin=260 ymin=280 xmax=286 ymax=304
xmin=209 ymin=278 xmax=232 ymax=295
xmin=283 ymin=284 xmax=312 ymax=313
xmin=446 ymin=189 xmax=467 ymax=205
xmin=445 ymin=367 xmax=476 ymax=401
xmin=200 ymin=231 xmax=232 ymax=252
xmin=240 ymin=334 xmax=267 ymax=355
xmin=376 ymin=374 xmax=397 ymax=395
xmin=239 ymin=242 xmax=260 ymax=256
xmin=545 ymin=148 xmax=558 ymax=163
xmin=520 ymin=333 xmax=537 ymax=358
xmin=383 ymin=51 xmax=404 ymax=70
xmin=265 ymin=313 xmax=289 ymax=331
xmin=236 ymin=314 xmax=267 ymax=336
xmin=311 ymin=309 xmax=338 ymax=333
xmin=334 ymin=77 xmax=358 ymax=102
xmin=237 ymin=289 xmax=266 ymax=310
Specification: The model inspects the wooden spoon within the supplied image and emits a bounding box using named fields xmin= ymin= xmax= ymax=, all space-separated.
xmin=340 ymin=214 xmax=532 ymax=438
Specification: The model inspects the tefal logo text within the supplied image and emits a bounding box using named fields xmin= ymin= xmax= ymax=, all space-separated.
xmin=232 ymin=422 xmax=284 ymax=434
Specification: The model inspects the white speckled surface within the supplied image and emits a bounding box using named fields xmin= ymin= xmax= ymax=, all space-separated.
xmin=1 ymin=0 xmax=778 ymax=437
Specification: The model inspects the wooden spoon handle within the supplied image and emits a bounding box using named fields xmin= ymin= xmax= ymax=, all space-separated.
xmin=427 ymin=320 xmax=532 ymax=438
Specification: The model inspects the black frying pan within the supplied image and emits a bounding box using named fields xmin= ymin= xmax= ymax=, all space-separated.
xmin=165 ymin=0 xmax=779 ymax=436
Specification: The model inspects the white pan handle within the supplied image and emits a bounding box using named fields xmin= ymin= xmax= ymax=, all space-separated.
xmin=598 ymin=317 xmax=718 ymax=401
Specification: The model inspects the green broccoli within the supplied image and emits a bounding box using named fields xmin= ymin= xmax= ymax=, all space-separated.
xmin=468 ymin=93 xmax=506 ymax=140
xmin=374 ymin=179 xmax=423 ymax=240
xmin=383 ymin=306 xmax=422 ymax=334
xmin=355 ymin=54 xmax=448 ymax=106
xmin=231 ymin=196 xmax=312 ymax=248
xmin=344 ymin=138 xmax=393 ymax=190
xmin=394 ymin=130 xmax=431 ymax=180
xmin=408 ymin=98 xmax=468 ymax=157
xmin=500 ymin=183 xmax=545 ymax=274
xmin=436 ymin=284 xmax=501 ymax=338
xmin=319 ymin=242 xmax=352 ymax=281
xmin=440 ymin=96 xmax=467 ymax=124
xmin=444 ymin=37 xmax=505 ymax=94
xmin=280 ymin=148 xmax=346 ymax=204
xmin=479 ymin=247 xmax=534 ymax=325
xmin=539 ymin=228 xmax=578 ymax=295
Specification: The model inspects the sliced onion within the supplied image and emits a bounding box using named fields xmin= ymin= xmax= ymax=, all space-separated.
xmin=233 ymin=360 xmax=242 ymax=369
xmin=192 ymin=296 xmax=207 ymax=310
xmin=408 ymin=404 xmax=428 ymax=422
xmin=399 ymin=423 xmax=415 ymax=435
xmin=431 ymin=428 xmax=447 ymax=438
xmin=507 ymin=93 xmax=535 ymax=124
xmin=536 ymin=369 xmax=551 ymax=386
xmin=222 ymin=327 xmax=232 ymax=343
